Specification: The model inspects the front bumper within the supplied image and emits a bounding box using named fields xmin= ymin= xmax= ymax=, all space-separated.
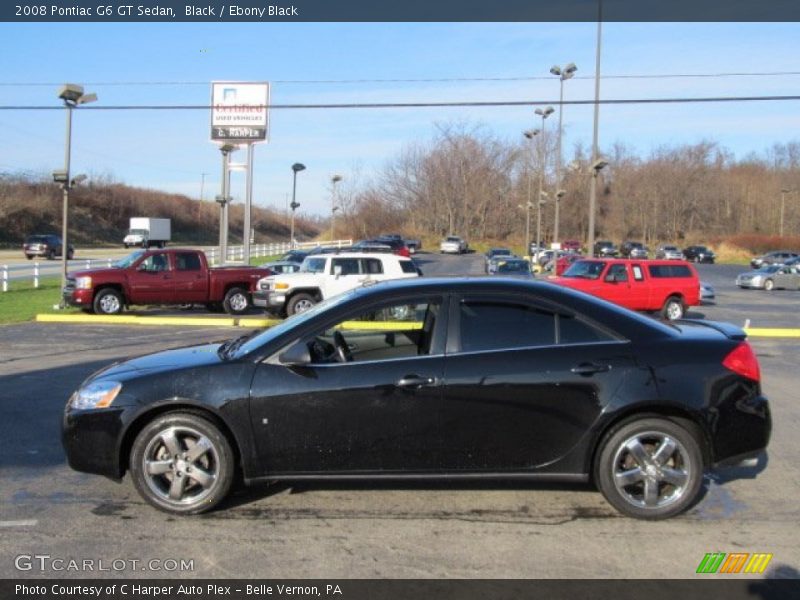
xmin=62 ymin=287 xmax=93 ymax=307
xmin=62 ymin=406 xmax=128 ymax=480
xmin=252 ymin=290 xmax=286 ymax=309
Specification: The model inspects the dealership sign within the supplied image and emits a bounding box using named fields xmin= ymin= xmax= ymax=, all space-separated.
xmin=210 ymin=81 xmax=270 ymax=143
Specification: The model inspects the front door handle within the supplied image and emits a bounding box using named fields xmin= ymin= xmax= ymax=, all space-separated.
xmin=396 ymin=375 xmax=436 ymax=388
xmin=571 ymin=362 xmax=611 ymax=375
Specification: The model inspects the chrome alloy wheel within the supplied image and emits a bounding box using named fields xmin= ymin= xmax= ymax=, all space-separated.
xmin=99 ymin=293 xmax=121 ymax=314
xmin=293 ymin=298 xmax=314 ymax=313
xmin=141 ymin=426 xmax=220 ymax=506
xmin=228 ymin=292 xmax=248 ymax=312
xmin=612 ymin=432 xmax=690 ymax=509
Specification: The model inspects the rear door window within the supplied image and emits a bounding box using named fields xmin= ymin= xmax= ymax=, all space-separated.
xmin=458 ymin=299 xmax=555 ymax=352
xmin=175 ymin=252 xmax=202 ymax=271
xmin=648 ymin=264 xmax=693 ymax=278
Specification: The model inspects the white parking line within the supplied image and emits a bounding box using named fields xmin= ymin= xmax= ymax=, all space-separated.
xmin=0 ymin=520 xmax=38 ymax=527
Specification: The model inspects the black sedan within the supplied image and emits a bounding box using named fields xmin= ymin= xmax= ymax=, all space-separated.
xmin=682 ymin=245 xmax=716 ymax=264
xmin=62 ymin=278 xmax=770 ymax=519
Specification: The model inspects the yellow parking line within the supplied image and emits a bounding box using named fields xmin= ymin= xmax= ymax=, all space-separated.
xmin=744 ymin=327 xmax=800 ymax=338
xmin=36 ymin=314 xmax=237 ymax=327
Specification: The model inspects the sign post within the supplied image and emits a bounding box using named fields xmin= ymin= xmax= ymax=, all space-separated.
xmin=210 ymin=81 xmax=270 ymax=265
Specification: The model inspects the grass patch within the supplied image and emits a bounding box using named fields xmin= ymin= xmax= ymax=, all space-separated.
xmin=0 ymin=278 xmax=82 ymax=325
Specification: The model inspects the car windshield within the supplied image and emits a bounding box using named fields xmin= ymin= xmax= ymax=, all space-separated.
xmin=563 ymin=260 xmax=606 ymax=280
xmin=664 ymin=246 xmax=678 ymax=251
xmin=759 ymin=265 xmax=782 ymax=273
xmin=26 ymin=235 xmax=50 ymax=244
xmin=224 ymin=289 xmax=359 ymax=360
xmin=301 ymin=257 xmax=327 ymax=273
xmin=445 ymin=237 xmax=460 ymax=242
xmin=128 ymin=229 xmax=148 ymax=235
xmin=114 ymin=250 xmax=145 ymax=268
xmin=497 ymin=260 xmax=530 ymax=273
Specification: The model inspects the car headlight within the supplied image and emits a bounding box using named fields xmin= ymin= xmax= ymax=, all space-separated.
xmin=69 ymin=381 xmax=122 ymax=410
xmin=75 ymin=276 xmax=92 ymax=289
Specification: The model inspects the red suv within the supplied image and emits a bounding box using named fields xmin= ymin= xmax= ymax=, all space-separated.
xmin=553 ymin=258 xmax=700 ymax=320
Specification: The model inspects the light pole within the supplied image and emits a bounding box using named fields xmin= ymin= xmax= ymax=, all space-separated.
xmin=330 ymin=174 xmax=342 ymax=241
xmin=588 ymin=0 xmax=603 ymax=258
xmin=290 ymin=163 xmax=306 ymax=246
xmin=550 ymin=62 xmax=577 ymax=246
xmin=55 ymin=84 xmax=96 ymax=301
xmin=216 ymin=144 xmax=236 ymax=264
xmin=534 ymin=106 xmax=554 ymax=250
xmin=589 ymin=159 xmax=609 ymax=254
xmin=523 ymin=129 xmax=540 ymax=255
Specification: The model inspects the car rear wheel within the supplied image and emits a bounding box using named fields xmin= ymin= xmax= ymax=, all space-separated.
xmin=67 ymin=249 xmax=74 ymax=260
xmin=47 ymin=249 xmax=55 ymax=260
xmin=662 ymin=296 xmax=684 ymax=320
xmin=130 ymin=412 xmax=234 ymax=514
xmin=93 ymin=288 xmax=124 ymax=315
xmin=595 ymin=417 xmax=704 ymax=519
xmin=287 ymin=292 xmax=316 ymax=316
xmin=223 ymin=287 xmax=250 ymax=315
xmin=764 ymin=279 xmax=775 ymax=291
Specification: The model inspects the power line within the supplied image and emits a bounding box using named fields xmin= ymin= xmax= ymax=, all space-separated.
xmin=1 ymin=94 xmax=800 ymax=110
xmin=2 ymin=71 xmax=800 ymax=86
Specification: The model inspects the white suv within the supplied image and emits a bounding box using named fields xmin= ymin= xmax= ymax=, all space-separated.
xmin=254 ymin=252 xmax=420 ymax=316
xmin=440 ymin=235 xmax=468 ymax=254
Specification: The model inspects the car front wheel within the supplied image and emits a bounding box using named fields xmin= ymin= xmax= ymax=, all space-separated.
xmin=286 ymin=292 xmax=316 ymax=316
xmin=764 ymin=279 xmax=775 ymax=291
xmin=93 ymin=288 xmax=124 ymax=315
xmin=595 ymin=417 xmax=704 ymax=519
xmin=130 ymin=412 xmax=234 ymax=514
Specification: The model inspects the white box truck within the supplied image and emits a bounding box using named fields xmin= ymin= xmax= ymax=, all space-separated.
xmin=123 ymin=218 xmax=171 ymax=248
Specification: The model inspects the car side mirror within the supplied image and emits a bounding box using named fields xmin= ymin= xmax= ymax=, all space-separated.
xmin=278 ymin=341 xmax=311 ymax=366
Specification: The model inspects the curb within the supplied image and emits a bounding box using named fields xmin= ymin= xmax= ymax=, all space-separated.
xmin=35 ymin=314 xmax=281 ymax=328
xmin=744 ymin=327 xmax=800 ymax=338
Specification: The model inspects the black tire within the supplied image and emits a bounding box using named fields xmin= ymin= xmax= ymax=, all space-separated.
xmin=67 ymin=249 xmax=74 ymax=260
xmin=661 ymin=296 xmax=685 ymax=320
xmin=129 ymin=412 xmax=234 ymax=515
xmin=26 ymin=255 xmax=33 ymax=260
xmin=47 ymin=249 xmax=56 ymax=260
xmin=594 ymin=417 xmax=704 ymax=520
xmin=93 ymin=288 xmax=124 ymax=315
xmin=124 ymin=243 xmax=129 ymax=249
xmin=222 ymin=287 xmax=250 ymax=315
xmin=764 ymin=279 xmax=775 ymax=291
xmin=286 ymin=292 xmax=316 ymax=316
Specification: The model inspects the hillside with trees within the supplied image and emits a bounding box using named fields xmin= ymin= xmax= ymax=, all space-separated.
xmin=0 ymin=174 xmax=321 ymax=247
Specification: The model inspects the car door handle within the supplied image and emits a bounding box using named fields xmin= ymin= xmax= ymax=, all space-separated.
xmin=571 ymin=362 xmax=611 ymax=375
xmin=395 ymin=375 xmax=436 ymax=388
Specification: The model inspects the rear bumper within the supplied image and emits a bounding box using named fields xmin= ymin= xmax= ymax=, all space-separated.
xmin=711 ymin=390 xmax=771 ymax=467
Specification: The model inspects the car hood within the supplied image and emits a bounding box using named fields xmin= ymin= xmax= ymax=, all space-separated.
xmin=68 ymin=267 xmax=120 ymax=279
xmin=88 ymin=343 xmax=225 ymax=383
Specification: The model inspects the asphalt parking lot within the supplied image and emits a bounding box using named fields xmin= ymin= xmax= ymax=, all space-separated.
xmin=0 ymin=253 xmax=798 ymax=579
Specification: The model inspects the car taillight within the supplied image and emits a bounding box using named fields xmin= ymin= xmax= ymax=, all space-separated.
xmin=397 ymin=247 xmax=410 ymax=257
xmin=722 ymin=342 xmax=761 ymax=382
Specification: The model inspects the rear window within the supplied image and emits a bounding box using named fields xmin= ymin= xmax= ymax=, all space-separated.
xmin=648 ymin=264 xmax=693 ymax=278
xmin=400 ymin=260 xmax=417 ymax=274
xmin=25 ymin=235 xmax=50 ymax=244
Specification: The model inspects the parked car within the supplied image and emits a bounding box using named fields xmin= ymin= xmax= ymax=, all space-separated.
xmin=62 ymin=249 xmax=273 ymax=315
xmin=281 ymin=249 xmax=313 ymax=264
xmin=23 ymin=234 xmax=74 ymax=260
xmin=372 ymin=236 xmax=412 ymax=257
xmin=594 ymin=240 xmax=619 ymax=257
xmin=349 ymin=241 xmax=395 ymax=254
xmin=683 ymin=245 xmax=716 ymax=264
xmin=485 ymin=247 xmax=514 ymax=268
xmin=62 ymin=276 xmax=771 ymax=519
xmin=750 ymin=250 xmax=800 ymax=269
xmin=560 ymin=240 xmax=582 ymax=253
xmin=700 ymin=282 xmax=716 ymax=303
xmin=553 ymin=253 xmax=582 ymax=276
xmin=620 ymin=241 xmax=648 ymax=259
xmin=736 ymin=264 xmax=800 ymax=290
xmin=253 ymin=252 xmax=419 ymax=316
xmin=488 ymin=258 xmax=533 ymax=278
xmin=528 ymin=240 xmax=545 ymax=257
xmin=404 ymin=239 xmax=422 ymax=254
xmin=440 ymin=235 xmax=468 ymax=254
xmin=259 ymin=260 xmax=302 ymax=275
xmin=554 ymin=258 xmax=701 ymax=320
xmin=655 ymin=245 xmax=683 ymax=260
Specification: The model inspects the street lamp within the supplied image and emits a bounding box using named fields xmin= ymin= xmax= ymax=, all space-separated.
xmin=331 ymin=174 xmax=342 ymax=241
xmin=523 ymin=129 xmax=540 ymax=255
xmin=290 ymin=163 xmax=306 ymax=246
xmin=534 ymin=106 xmax=554 ymax=252
xmin=588 ymin=1 xmax=604 ymax=258
xmin=588 ymin=159 xmax=609 ymax=256
xmin=216 ymin=144 xmax=237 ymax=264
xmin=550 ymin=63 xmax=577 ymax=246
xmin=56 ymin=84 xmax=96 ymax=303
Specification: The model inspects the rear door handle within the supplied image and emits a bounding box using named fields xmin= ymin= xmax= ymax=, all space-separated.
xmin=571 ymin=362 xmax=611 ymax=375
xmin=396 ymin=375 xmax=436 ymax=388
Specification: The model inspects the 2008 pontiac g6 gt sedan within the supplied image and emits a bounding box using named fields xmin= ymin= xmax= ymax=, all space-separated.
xmin=62 ymin=277 xmax=771 ymax=519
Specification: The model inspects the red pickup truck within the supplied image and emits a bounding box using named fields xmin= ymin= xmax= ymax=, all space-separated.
xmin=63 ymin=249 xmax=273 ymax=315
xmin=553 ymin=258 xmax=700 ymax=320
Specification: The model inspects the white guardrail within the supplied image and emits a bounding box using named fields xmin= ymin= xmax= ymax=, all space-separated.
xmin=0 ymin=240 xmax=353 ymax=292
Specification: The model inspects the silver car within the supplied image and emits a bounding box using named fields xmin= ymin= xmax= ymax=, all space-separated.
xmin=735 ymin=264 xmax=798 ymax=290
xmin=656 ymin=245 xmax=683 ymax=260
xmin=440 ymin=235 xmax=467 ymax=254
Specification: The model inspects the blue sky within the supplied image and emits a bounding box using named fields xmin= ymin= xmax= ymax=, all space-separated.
xmin=1 ymin=22 xmax=799 ymax=216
